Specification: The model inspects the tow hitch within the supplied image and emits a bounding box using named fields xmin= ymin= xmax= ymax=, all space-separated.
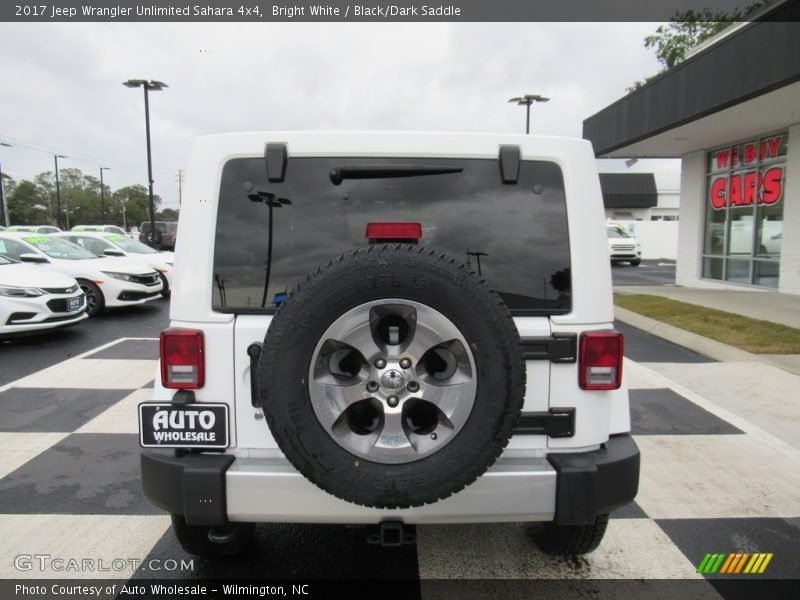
xmin=366 ymin=521 xmax=415 ymax=547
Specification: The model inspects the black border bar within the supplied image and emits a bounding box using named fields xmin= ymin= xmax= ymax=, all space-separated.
xmin=3 ymin=0 xmax=796 ymax=23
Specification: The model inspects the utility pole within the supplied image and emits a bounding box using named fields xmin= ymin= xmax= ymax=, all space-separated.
xmin=54 ymin=154 xmax=67 ymax=229
xmin=100 ymin=167 xmax=111 ymax=224
xmin=0 ymin=142 xmax=11 ymax=227
xmin=177 ymin=169 xmax=184 ymax=207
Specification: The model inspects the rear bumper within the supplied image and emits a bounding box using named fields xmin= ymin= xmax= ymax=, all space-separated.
xmin=141 ymin=435 xmax=639 ymax=526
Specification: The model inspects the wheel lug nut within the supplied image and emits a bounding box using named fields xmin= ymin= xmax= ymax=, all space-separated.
xmin=366 ymin=381 xmax=379 ymax=392
xmin=407 ymin=381 xmax=419 ymax=393
xmin=387 ymin=395 xmax=399 ymax=408
xmin=399 ymin=358 xmax=412 ymax=369
xmin=374 ymin=358 xmax=387 ymax=369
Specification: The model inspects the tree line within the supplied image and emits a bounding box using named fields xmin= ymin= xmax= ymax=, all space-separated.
xmin=2 ymin=167 xmax=178 ymax=230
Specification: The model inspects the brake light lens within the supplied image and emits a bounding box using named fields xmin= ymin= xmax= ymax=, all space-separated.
xmin=160 ymin=329 xmax=205 ymax=389
xmin=366 ymin=222 xmax=422 ymax=240
xmin=579 ymin=331 xmax=623 ymax=390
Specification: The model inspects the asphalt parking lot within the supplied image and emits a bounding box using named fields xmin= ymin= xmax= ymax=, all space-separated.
xmin=611 ymin=259 xmax=676 ymax=287
xmin=1 ymin=291 xmax=798 ymax=598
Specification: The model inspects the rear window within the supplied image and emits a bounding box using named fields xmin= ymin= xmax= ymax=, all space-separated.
xmin=212 ymin=157 xmax=571 ymax=315
xmin=140 ymin=222 xmax=177 ymax=233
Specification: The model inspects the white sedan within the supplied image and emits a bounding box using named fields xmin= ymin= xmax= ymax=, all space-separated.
xmin=54 ymin=232 xmax=174 ymax=297
xmin=0 ymin=253 xmax=87 ymax=337
xmin=0 ymin=233 xmax=163 ymax=317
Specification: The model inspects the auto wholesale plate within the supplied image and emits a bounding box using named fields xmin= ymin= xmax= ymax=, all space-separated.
xmin=138 ymin=403 xmax=229 ymax=449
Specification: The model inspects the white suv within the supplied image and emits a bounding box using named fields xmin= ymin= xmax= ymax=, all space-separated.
xmin=139 ymin=132 xmax=639 ymax=558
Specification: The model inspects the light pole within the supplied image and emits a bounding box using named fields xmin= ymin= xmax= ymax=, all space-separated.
xmin=123 ymin=79 xmax=168 ymax=243
xmin=508 ymin=94 xmax=550 ymax=134
xmin=99 ymin=167 xmax=111 ymax=224
xmin=0 ymin=142 xmax=11 ymax=227
xmin=54 ymin=154 xmax=67 ymax=229
xmin=466 ymin=250 xmax=489 ymax=276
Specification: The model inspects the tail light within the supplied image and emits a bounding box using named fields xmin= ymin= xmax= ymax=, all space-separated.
xmin=579 ymin=331 xmax=623 ymax=390
xmin=160 ymin=329 xmax=205 ymax=389
xmin=366 ymin=222 xmax=422 ymax=241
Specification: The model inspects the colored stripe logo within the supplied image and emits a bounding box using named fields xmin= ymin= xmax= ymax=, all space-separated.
xmin=697 ymin=552 xmax=773 ymax=574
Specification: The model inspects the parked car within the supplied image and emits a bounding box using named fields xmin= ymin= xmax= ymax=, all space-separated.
xmin=0 ymin=253 xmax=87 ymax=337
xmin=55 ymin=231 xmax=174 ymax=296
xmin=607 ymin=225 xmax=641 ymax=266
xmin=0 ymin=233 xmax=163 ymax=317
xmin=140 ymin=132 xmax=639 ymax=559
xmin=139 ymin=221 xmax=178 ymax=251
xmin=6 ymin=225 xmax=61 ymax=234
xmin=71 ymin=225 xmax=128 ymax=236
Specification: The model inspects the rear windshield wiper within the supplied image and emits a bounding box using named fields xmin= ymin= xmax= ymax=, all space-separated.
xmin=329 ymin=165 xmax=463 ymax=185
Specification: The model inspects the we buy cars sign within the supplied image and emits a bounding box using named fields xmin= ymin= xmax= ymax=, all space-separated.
xmin=708 ymin=134 xmax=786 ymax=210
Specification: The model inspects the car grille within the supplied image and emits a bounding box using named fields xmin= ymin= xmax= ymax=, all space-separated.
xmin=131 ymin=273 xmax=160 ymax=286
xmin=42 ymin=284 xmax=79 ymax=294
xmin=46 ymin=298 xmax=83 ymax=313
xmin=611 ymin=244 xmax=636 ymax=251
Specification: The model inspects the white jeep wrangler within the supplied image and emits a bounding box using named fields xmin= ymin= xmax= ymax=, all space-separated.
xmin=139 ymin=132 xmax=639 ymax=558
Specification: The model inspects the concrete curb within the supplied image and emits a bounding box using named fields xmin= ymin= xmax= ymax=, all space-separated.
xmin=614 ymin=306 xmax=800 ymax=375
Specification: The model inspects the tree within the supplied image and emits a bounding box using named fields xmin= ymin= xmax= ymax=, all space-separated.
xmin=7 ymin=180 xmax=50 ymax=225
xmin=112 ymin=184 xmax=163 ymax=231
xmin=156 ymin=207 xmax=179 ymax=221
xmin=628 ymin=2 xmax=765 ymax=92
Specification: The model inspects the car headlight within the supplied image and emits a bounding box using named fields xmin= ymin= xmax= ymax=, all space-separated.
xmin=0 ymin=285 xmax=46 ymax=298
xmin=101 ymin=271 xmax=137 ymax=283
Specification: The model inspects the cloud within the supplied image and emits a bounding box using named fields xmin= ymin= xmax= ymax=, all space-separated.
xmin=0 ymin=21 xmax=664 ymax=208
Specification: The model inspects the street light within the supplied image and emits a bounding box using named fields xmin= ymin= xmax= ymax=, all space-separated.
xmin=466 ymin=250 xmax=489 ymax=277
xmin=123 ymin=79 xmax=168 ymax=243
xmin=508 ymin=94 xmax=550 ymax=134
xmin=54 ymin=154 xmax=67 ymax=229
xmin=99 ymin=167 xmax=111 ymax=224
xmin=0 ymin=142 xmax=11 ymax=227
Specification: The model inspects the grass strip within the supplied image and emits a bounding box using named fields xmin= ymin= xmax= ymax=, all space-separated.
xmin=614 ymin=294 xmax=800 ymax=354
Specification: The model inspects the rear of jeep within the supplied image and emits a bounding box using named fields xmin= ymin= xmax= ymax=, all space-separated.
xmin=139 ymin=132 xmax=639 ymax=558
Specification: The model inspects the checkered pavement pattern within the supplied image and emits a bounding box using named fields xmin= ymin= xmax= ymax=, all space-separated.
xmin=0 ymin=337 xmax=798 ymax=587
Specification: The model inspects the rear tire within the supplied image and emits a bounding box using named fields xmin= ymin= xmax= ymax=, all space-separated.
xmin=171 ymin=515 xmax=254 ymax=559
xmin=528 ymin=514 xmax=609 ymax=556
xmin=78 ymin=279 xmax=104 ymax=317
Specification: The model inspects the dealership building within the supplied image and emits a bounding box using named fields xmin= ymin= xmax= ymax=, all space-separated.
xmin=584 ymin=0 xmax=800 ymax=294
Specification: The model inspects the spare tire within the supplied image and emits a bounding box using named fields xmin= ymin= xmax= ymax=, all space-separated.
xmin=259 ymin=244 xmax=525 ymax=508
xmin=145 ymin=229 xmax=162 ymax=247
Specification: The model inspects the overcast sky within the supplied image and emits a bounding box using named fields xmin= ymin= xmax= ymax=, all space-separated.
xmin=0 ymin=22 xmax=680 ymax=209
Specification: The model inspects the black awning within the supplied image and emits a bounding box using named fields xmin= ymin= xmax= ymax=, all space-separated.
xmin=583 ymin=1 xmax=800 ymax=156
xmin=600 ymin=173 xmax=657 ymax=209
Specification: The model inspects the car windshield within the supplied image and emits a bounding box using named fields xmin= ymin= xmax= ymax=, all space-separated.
xmin=0 ymin=254 xmax=14 ymax=265
xmin=22 ymin=236 xmax=97 ymax=260
xmin=105 ymin=234 xmax=158 ymax=254
xmin=607 ymin=227 xmax=630 ymax=239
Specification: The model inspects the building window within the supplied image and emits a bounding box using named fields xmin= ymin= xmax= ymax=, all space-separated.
xmin=703 ymin=132 xmax=786 ymax=288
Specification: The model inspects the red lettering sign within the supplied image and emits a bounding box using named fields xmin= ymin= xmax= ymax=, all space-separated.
xmin=710 ymin=177 xmax=727 ymax=209
xmin=761 ymin=166 xmax=783 ymax=204
xmin=744 ymin=143 xmax=757 ymax=164
xmin=708 ymin=167 xmax=784 ymax=209
xmin=743 ymin=171 xmax=758 ymax=205
xmin=715 ymin=149 xmax=730 ymax=170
